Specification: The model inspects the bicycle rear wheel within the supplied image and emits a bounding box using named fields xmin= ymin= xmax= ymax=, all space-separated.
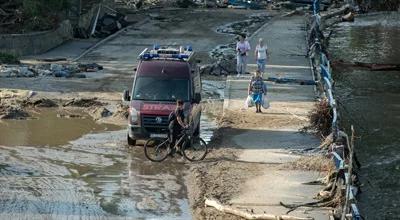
xmin=183 ymin=137 xmax=207 ymax=161
xmin=144 ymin=138 xmax=169 ymax=162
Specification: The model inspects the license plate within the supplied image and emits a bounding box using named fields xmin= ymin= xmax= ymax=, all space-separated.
xmin=150 ymin=133 xmax=168 ymax=138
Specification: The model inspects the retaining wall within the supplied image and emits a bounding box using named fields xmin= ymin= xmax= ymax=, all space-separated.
xmin=0 ymin=20 xmax=73 ymax=56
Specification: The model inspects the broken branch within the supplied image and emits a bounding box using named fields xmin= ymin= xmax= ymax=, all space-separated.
xmin=205 ymin=198 xmax=314 ymax=220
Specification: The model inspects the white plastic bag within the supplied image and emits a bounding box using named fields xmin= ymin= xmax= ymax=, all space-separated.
xmin=245 ymin=95 xmax=255 ymax=108
xmin=262 ymin=95 xmax=270 ymax=109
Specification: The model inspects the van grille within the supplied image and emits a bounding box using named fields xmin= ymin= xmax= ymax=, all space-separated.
xmin=142 ymin=115 xmax=169 ymax=129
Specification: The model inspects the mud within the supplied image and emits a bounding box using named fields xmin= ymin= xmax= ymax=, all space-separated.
xmin=22 ymin=98 xmax=58 ymax=108
xmin=0 ymin=109 xmax=120 ymax=146
xmin=62 ymin=98 xmax=105 ymax=108
xmin=0 ymin=130 xmax=191 ymax=219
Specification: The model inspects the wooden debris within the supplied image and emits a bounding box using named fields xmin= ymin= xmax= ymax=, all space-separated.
xmin=332 ymin=60 xmax=400 ymax=71
xmin=205 ymin=198 xmax=314 ymax=220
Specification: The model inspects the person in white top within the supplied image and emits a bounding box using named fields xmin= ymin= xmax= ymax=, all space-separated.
xmin=236 ymin=34 xmax=251 ymax=77
xmin=254 ymin=38 xmax=268 ymax=76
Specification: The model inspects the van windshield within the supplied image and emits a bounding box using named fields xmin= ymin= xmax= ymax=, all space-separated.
xmin=133 ymin=77 xmax=190 ymax=102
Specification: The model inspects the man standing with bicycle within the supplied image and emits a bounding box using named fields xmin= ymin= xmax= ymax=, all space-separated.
xmin=168 ymin=100 xmax=189 ymax=154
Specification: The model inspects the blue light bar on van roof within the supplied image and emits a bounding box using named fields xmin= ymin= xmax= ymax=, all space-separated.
xmin=186 ymin=45 xmax=192 ymax=51
xmin=140 ymin=53 xmax=189 ymax=60
xmin=153 ymin=44 xmax=160 ymax=50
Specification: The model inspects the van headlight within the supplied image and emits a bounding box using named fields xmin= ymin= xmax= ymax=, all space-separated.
xmin=130 ymin=108 xmax=138 ymax=124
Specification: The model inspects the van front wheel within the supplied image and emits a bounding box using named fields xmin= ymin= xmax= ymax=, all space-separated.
xmin=127 ymin=134 xmax=136 ymax=146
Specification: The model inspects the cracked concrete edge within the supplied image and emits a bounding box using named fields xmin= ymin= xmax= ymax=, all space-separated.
xmin=72 ymin=18 xmax=150 ymax=62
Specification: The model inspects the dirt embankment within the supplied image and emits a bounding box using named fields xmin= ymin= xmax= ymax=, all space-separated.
xmin=0 ymin=89 xmax=128 ymax=124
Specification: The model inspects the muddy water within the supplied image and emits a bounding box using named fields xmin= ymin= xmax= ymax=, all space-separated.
xmin=0 ymin=80 xmax=223 ymax=219
xmin=0 ymin=109 xmax=120 ymax=146
xmin=329 ymin=12 xmax=400 ymax=219
xmin=0 ymin=129 xmax=192 ymax=219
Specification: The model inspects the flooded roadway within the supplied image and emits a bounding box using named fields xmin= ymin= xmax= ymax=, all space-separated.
xmin=0 ymin=83 xmax=222 ymax=219
xmin=0 ymin=129 xmax=191 ymax=219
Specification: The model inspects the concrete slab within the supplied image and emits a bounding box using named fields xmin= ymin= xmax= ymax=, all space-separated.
xmin=232 ymin=128 xmax=319 ymax=164
xmin=22 ymin=39 xmax=98 ymax=61
xmin=230 ymin=169 xmax=329 ymax=220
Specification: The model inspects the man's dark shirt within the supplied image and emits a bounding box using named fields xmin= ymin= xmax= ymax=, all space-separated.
xmin=168 ymin=108 xmax=185 ymax=133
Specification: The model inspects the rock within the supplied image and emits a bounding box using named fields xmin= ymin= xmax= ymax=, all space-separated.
xmin=50 ymin=63 xmax=63 ymax=72
xmin=27 ymin=91 xmax=36 ymax=98
xmin=136 ymin=197 xmax=159 ymax=211
xmin=217 ymin=57 xmax=236 ymax=74
xmin=78 ymin=63 xmax=103 ymax=72
xmin=200 ymin=64 xmax=215 ymax=75
xmin=38 ymin=69 xmax=53 ymax=76
xmin=54 ymin=70 xmax=71 ymax=77
xmin=92 ymin=107 xmax=112 ymax=119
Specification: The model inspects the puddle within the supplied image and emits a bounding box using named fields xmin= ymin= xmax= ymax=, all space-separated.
xmin=0 ymin=130 xmax=192 ymax=219
xmin=0 ymin=109 xmax=120 ymax=146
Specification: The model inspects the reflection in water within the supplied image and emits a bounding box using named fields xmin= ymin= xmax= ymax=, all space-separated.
xmin=330 ymin=12 xmax=400 ymax=219
xmin=0 ymin=109 xmax=120 ymax=146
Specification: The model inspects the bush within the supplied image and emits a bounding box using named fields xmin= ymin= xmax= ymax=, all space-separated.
xmin=22 ymin=0 xmax=70 ymax=17
xmin=0 ymin=53 xmax=20 ymax=64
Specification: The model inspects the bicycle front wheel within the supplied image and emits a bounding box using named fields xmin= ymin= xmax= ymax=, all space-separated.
xmin=183 ymin=137 xmax=207 ymax=161
xmin=144 ymin=138 xmax=169 ymax=162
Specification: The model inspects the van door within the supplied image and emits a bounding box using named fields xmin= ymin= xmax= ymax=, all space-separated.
xmin=189 ymin=66 xmax=202 ymax=134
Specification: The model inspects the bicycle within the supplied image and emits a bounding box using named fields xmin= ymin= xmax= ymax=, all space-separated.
xmin=144 ymin=128 xmax=207 ymax=162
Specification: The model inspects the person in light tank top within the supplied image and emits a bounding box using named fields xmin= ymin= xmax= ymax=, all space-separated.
xmin=254 ymin=38 xmax=268 ymax=77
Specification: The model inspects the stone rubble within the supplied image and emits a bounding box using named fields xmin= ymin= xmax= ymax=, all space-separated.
xmin=0 ymin=63 xmax=103 ymax=78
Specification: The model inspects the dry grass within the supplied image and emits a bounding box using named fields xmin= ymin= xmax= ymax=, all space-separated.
xmin=283 ymin=155 xmax=335 ymax=172
xmin=303 ymin=98 xmax=332 ymax=137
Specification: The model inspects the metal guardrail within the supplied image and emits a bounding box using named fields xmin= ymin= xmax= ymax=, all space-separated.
xmin=308 ymin=1 xmax=361 ymax=220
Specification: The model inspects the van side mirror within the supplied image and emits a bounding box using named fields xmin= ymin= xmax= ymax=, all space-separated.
xmin=123 ymin=90 xmax=130 ymax=102
xmin=193 ymin=93 xmax=201 ymax=104
xmin=133 ymin=67 xmax=137 ymax=71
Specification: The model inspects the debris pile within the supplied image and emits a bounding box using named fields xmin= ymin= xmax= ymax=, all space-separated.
xmin=200 ymin=55 xmax=236 ymax=76
xmin=0 ymin=63 xmax=103 ymax=78
xmin=63 ymin=98 xmax=105 ymax=108
xmin=21 ymin=98 xmax=58 ymax=108
xmin=200 ymin=13 xmax=270 ymax=76
xmin=0 ymin=105 xmax=29 ymax=119
xmin=93 ymin=12 xmax=129 ymax=38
